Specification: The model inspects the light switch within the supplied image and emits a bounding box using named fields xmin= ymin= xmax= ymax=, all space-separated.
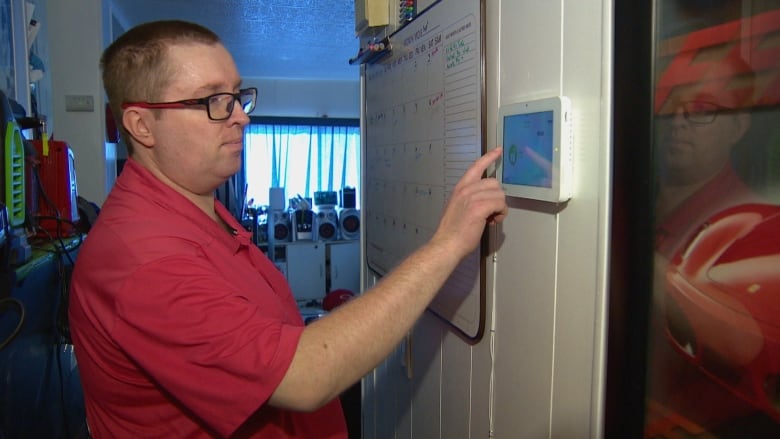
xmin=65 ymin=95 xmax=95 ymax=112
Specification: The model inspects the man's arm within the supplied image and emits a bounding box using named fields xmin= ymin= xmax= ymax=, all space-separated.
xmin=270 ymin=148 xmax=508 ymax=411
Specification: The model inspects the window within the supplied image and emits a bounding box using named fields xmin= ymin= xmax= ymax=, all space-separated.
xmin=243 ymin=117 xmax=360 ymax=209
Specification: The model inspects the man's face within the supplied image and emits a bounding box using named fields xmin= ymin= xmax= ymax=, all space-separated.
xmin=656 ymin=74 xmax=750 ymax=185
xmin=142 ymin=42 xmax=250 ymax=196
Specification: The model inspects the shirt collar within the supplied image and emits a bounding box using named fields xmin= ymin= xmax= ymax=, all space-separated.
xmin=121 ymin=158 xmax=251 ymax=253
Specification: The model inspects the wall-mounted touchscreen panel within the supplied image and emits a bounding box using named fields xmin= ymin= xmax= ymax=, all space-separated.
xmin=497 ymin=96 xmax=573 ymax=203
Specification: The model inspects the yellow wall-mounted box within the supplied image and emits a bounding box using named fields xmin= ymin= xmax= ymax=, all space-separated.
xmin=355 ymin=0 xmax=389 ymax=35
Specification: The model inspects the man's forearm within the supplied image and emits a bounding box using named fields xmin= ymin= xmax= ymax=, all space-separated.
xmin=270 ymin=236 xmax=465 ymax=410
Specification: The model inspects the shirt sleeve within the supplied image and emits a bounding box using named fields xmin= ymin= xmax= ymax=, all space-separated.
xmin=110 ymin=253 xmax=304 ymax=436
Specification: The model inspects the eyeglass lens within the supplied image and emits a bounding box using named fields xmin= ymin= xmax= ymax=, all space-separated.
xmin=209 ymin=89 xmax=257 ymax=120
xmin=682 ymin=101 xmax=719 ymax=124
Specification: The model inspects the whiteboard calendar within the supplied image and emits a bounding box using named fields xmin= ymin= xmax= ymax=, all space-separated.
xmin=363 ymin=0 xmax=485 ymax=340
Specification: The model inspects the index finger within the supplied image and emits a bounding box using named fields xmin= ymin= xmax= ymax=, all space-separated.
xmin=460 ymin=148 xmax=503 ymax=184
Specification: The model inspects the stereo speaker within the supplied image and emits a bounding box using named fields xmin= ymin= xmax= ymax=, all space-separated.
xmin=315 ymin=208 xmax=339 ymax=241
xmin=338 ymin=208 xmax=360 ymax=240
xmin=268 ymin=209 xmax=291 ymax=242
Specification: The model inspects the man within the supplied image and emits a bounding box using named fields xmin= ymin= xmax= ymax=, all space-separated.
xmin=68 ymin=20 xmax=507 ymax=438
xmin=654 ymin=54 xmax=757 ymax=260
xmin=647 ymin=54 xmax=763 ymax=429
xmin=651 ymin=54 xmax=759 ymax=318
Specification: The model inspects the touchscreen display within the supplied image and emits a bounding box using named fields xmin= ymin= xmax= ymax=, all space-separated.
xmin=501 ymin=110 xmax=554 ymax=188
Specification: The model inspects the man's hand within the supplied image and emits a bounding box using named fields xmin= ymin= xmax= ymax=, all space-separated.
xmin=431 ymin=148 xmax=508 ymax=259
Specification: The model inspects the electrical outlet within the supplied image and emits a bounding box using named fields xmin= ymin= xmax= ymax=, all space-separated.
xmin=65 ymin=94 xmax=95 ymax=112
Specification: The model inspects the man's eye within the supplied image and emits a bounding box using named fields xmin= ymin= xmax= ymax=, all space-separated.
xmin=210 ymin=94 xmax=230 ymax=103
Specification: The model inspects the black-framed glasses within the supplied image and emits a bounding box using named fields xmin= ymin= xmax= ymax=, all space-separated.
xmin=674 ymin=100 xmax=733 ymax=125
xmin=121 ymin=87 xmax=257 ymax=121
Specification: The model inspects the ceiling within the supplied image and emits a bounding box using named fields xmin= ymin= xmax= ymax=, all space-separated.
xmin=109 ymin=0 xmax=361 ymax=82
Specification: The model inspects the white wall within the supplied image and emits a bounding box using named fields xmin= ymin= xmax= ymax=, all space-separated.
xmin=491 ymin=0 xmax=612 ymax=436
xmin=362 ymin=0 xmax=613 ymax=437
xmin=247 ymin=78 xmax=359 ymax=119
xmin=45 ymin=0 xmax=114 ymax=205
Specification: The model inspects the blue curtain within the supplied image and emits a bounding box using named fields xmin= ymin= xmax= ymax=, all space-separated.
xmin=243 ymin=121 xmax=360 ymax=209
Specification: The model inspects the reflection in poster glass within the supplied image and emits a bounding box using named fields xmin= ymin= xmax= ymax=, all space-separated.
xmin=647 ymin=2 xmax=780 ymax=437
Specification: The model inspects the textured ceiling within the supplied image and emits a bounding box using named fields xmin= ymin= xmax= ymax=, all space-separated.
xmin=110 ymin=0 xmax=361 ymax=81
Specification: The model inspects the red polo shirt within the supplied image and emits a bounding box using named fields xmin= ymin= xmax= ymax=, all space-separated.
xmin=655 ymin=164 xmax=761 ymax=259
xmin=648 ymin=164 xmax=763 ymax=427
xmin=69 ymin=159 xmax=346 ymax=438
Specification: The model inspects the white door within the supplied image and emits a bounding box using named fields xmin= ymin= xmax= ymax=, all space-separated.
xmin=285 ymin=241 xmax=326 ymax=302
xmin=328 ymin=241 xmax=360 ymax=294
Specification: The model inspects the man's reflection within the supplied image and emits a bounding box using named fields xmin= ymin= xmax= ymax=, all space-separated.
xmin=655 ymin=56 xmax=757 ymax=259
xmin=647 ymin=54 xmax=766 ymax=432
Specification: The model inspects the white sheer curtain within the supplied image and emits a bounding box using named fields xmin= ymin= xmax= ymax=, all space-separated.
xmin=243 ymin=121 xmax=360 ymax=209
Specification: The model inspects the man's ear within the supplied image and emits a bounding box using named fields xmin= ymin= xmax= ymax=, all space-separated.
xmin=122 ymin=108 xmax=155 ymax=148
